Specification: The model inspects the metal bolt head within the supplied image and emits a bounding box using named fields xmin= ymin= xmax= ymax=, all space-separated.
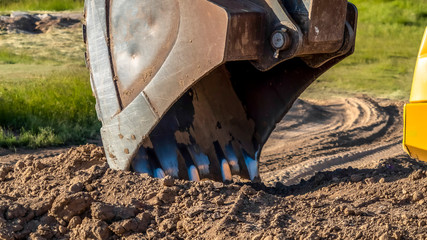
xmin=271 ymin=29 xmax=291 ymax=51
xmin=272 ymin=31 xmax=285 ymax=49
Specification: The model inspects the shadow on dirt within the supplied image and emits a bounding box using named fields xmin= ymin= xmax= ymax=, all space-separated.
xmin=245 ymin=154 xmax=427 ymax=197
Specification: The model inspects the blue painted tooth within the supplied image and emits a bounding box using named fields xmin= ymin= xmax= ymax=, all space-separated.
xmin=151 ymin=137 xmax=179 ymax=178
xmin=178 ymin=145 xmax=202 ymax=181
xmin=242 ymin=149 xmax=259 ymax=181
xmin=188 ymin=145 xmax=210 ymax=176
xmin=131 ymin=148 xmax=152 ymax=176
xmin=154 ymin=168 xmax=166 ymax=179
xmin=225 ymin=143 xmax=240 ymax=173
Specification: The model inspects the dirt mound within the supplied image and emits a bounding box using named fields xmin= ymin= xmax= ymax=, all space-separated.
xmin=0 ymin=98 xmax=426 ymax=239
xmin=0 ymin=12 xmax=82 ymax=34
xmin=1 ymin=145 xmax=426 ymax=239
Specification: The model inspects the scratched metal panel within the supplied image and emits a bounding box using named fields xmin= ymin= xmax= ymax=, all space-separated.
xmin=143 ymin=0 xmax=229 ymax=118
xmin=85 ymin=0 xmax=121 ymax=122
xmin=308 ymin=0 xmax=347 ymax=43
xmin=110 ymin=0 xmax=180 ymax=108
xmin=101 ymin=93 xmax=158 ymax=170
xmin=211 ymin=0 xmax=266 ymax=61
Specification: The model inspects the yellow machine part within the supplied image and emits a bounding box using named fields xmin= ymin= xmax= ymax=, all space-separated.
xmin=403 ymin=27 xmax=427 ymax=162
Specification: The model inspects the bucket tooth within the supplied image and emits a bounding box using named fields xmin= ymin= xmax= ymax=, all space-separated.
xmin=187 ymin=145 xmax=211 ymax=177
xmin=131 ymin=148 xmax=152 ymax=176
xmin=225 ymin=142 xmax=241 ymax=174
xmin=154 ymin=168 xmax=166 ymax=179
xmin=150 ymin=136 xmax=179 ymax=178
xmin=214 ymin=142 xmax=233 ymax=181
xmin=132 ymin=147 xmax=164 ymax=178
xmin=188 ymin=165 xmax=201 ymax=182
xmin=220 ymin=159 xmax=233 ymax=182
xmin=177 ymin=144 xmax=200 ymax=180
xmin=242 ymin=149 xmax=260 ymax=182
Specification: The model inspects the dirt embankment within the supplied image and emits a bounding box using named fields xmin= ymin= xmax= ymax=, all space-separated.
xmin=0 ymin=97 xmax=425 ymax=240
xmin=0 ymin=12 xmax=82 ymax=34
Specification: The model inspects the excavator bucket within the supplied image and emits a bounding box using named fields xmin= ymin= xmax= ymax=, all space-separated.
xmin=84 ymin=0 xmax=357 ymax=181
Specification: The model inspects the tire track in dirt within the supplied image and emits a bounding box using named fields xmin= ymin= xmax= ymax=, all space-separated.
xmin=263 ymin=141 xmax=403 ymax=185
xmin=260 ymin=97 xmax=405 ymax=184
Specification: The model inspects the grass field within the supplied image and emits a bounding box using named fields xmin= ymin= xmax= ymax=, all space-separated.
xmin=0 ymin=0 xmax=83 ymax=12
xmin=0 ymin=26 xmax=99 ymax=148
xmin=0 ymin=0 xmax=426 ymax=148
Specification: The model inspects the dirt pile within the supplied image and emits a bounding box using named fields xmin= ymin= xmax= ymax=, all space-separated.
xmin=0 ymin=98 xmax=426 ymax=239
xmin=0 ymin=12 xmax=82 ymax=34
xmin=0 ymin=144 xmax=425 ymax=239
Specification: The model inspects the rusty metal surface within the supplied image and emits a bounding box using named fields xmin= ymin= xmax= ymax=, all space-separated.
xmin=301 ymin=3 xmax=358 ymax=68
xmin=211 ymin=0 xmax=265 ymax=61
xmin=248 ymin=0 xmax=350 ymax=71
xmin=308 ymin=0 xmax=348 ymax=45
xmin=85 ymin=0 xmax=358 ymax=181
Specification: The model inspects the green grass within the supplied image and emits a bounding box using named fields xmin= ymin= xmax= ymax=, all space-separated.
xmin=0 ymin=0 xmax=83 ymax=12
xmin=0 ymin=27 xmax=99 ymax=148
xmin=0 ymin=127 xmax=60 ymax=149
xmin=303 ymin=0 xmax=427 ymax=100
xmin=0 ymin=48 xmax=34 ymax=64
xmin=0 ymin=67 xmax=100 ymax=148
